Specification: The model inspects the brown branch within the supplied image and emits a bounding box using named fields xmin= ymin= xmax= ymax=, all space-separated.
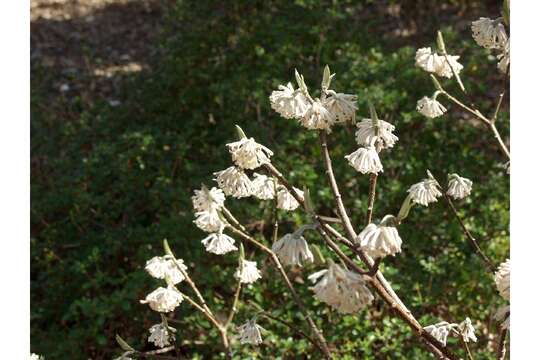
xmin=225 ymin=278 xmax=242 ymax=328
xmin=443 ymin=194 xmax=496 ymax=272
xmin=366 ymin=173 xmax=378 ymax=225
xmin=497 ymin=327 xmax=508 ymax=360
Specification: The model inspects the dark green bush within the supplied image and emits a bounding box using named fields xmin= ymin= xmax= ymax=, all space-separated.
xmin=31 ymin=1 xmax=508 ymax=359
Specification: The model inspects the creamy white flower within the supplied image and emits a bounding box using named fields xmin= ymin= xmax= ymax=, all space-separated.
xmin=344 ymin=146 xmax=383 ymax=174
xmin=458 ymin=317 xmax=477 ymax=343
xmin=471 ymin=17 xmax=507 ymax=49
xmin=237 ymin=318 xmax=265 ymax=345
xmin=299 ymin=99 xmax=335 ymax=130
xmin=145 ymin=256 xmax=187 ymax=285
xmin=497 ymin=39 xmax=510 ymax=74
xmin=194 ymin=209 xmax=224 ymax=233
xmin=276 ymin=186 xmax=304 ymax=211
xmin=272 ymin=233 xmax=314 ymax=266
xmin=251 ymin=173 xmax=276 ymax=200
xmin=357 ymin=215 xmax=402 ymax=259
xmin=447 ymin=174 xmax=473 ymax=200
xmin=214 ymin=166 xmax=254 ymax=198
xmin=494 ymin=305 xmax=510 ymax=330
xmin=30 ymin=354 xmax=44 ymax=360
xmin=416 ymin=96 xmax=447 ymax=118
xmin=415 ymin=47 xmax=463 ymax=78
xmin=148 ymin=323 xmax=176 ymax=348
xmin=226 ymin=137 xmax=273 ymax=170
xmin=355 ymin=118 xmax=399 ymax=149
xmin=191 ymin=186 xmax=225 ymax=212
xmin=494 ymin=259 xmax=510 ymax=300
xmin=201 ymin=232 xmax=238 ymax=255
xmin=140 ymin=286 xmax=183 ymax=313
xmin=324 ymin=91 xmax=358 ymax=123
xmin=309 ymin=262 xmax=373 ymax=314
xmin=407 ymin=178 xmax=442 ymax=206
xmin=423 ymin=322 xmax=455 ymax=347
xmin=269 ymin=82 xmax=310 ymax=119
xmin=235 ymin=259 xmax=262 ymax=284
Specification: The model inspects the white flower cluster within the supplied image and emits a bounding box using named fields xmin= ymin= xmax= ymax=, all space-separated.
xmin=272 ymin=232 xmax=314 ymax=267
xmin=357 ymin=215 xmax=402 ymax=259
xmin=252 ymin=173 xmax=276 ymax=200
xmin=446 ymin=174 xmax=473 ymax=200
xmin=424 ymin=318 xmax=477 ymax=346
xmin=226 ymin=137 xmax=274 ymax=170
xmin=471 ymin=17 xmax=510 ymax=74
xmin=309 ymin=262 xmax=373 ymax=314
xmin=148 ymin=323 xmax=176 ymax=348
xmin=192 ymin=185 xmax=226 ymax=233
xmin=494 ymin=305 xmax=510 ymax=330
xmin=408 ymin=177 xmax=442 ymax=206
xmin=237 ymin=318 xmax=265 ymax=345
xmin=30 ymin=354 xmax=44 ymax=360
xmin=276 ymin=185 xmax=303 ymax=211
xmin=415 ymin=47 xmax=463 ymax=79
xmin=145 ymin=256 xmax=187 ymax=284
xmin=269 ymin=69 xmax=358 ymax=131
xmin=140 ymin=285 xmax=183 ymax=313
xmin=416 ymin=96 xmax=447 ymax=119
xmin=202 ymin=231 xmax=238 ymax=255
xmin=235 ymin=259 xmax=262 ymax=284
xmin=494 ymin=259 xmax=510 ymax=301
xmin=345 ymin=146 xmax=383 ymax=174
xmin=214 ymin=166 xmax=254 ymax=198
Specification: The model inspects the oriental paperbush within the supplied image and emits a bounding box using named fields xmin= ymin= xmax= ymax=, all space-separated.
xmin=115 ymin=4 xmax=510 ymax=359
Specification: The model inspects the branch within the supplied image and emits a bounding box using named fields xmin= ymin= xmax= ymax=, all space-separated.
xmin=225 ymin=278 xmax=243 ymax=328
xmin=443 ymin=194 xmax=496 ymax=272
xmin=366 ymin=173 xmax=378 ymax=225
xmin=497 ymin=327 xmax=508 ymax=360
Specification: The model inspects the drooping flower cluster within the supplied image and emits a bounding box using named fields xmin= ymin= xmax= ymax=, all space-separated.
xmin=345 ymin=145 xmax=383 ymax=174
xmin=355 ymin=118 xmax=399 ymax=149
xmin=192 ymin=185 xmax=226 ymax=233
xmin=226 ymin=137 xmax=274 ymax=170
xmin=237 ymin=318 xmax=265 ymax=345
xmin=251 ymin=173 xmax=276 ymax=200
xmin=416 ymin=96 xmax=447 ymax=118
xmin=214 ymin=166 xmax=254 ymax=198
xmin=235 ymin=259 xmax=262 ymax=284
xmin=148 ymin=323 xmax=176 ymax=348
xmin=269 ymin=68 xmax=358 ymax=131
xmin=415 ymin=47 xmax=463 ymax=78
xmin=276 ymin=185 xmax=303 ymax=211
xmin=407 ymin=176 xmax=442 ymax=206
xmin=201 ymin=230 xmax=238 ymax=255
xmin=471 ymin=17 xmax=510 ymax=74
xmin=446 ymin=174 xmax=473 ymax=200
xmin=145 ymin=256 xmax=187 ymax=285
xmin=494 ymin=259 xmax=510 ymax=301
xmin=424 ymin=318 xmax=477 ymax=346
xmin=309 ymin=262 xmax=374 ymax=314
xmin=458 ymin=317 xmax=477 ymax=343
xmin=272 ymin=232 xmax=314 ymax=267
xmin=357 ymin=215 xmax=402 ymax=259
xmin=140 ymin=285 xmax=183 ymax=313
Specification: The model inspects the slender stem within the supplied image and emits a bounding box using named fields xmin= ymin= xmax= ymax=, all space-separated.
xmin=224 ymin=220 xmax=332 ymax=358
xmin=497 ymin=327 xmax=508 ymax=360
xmin=178 ymin=291 xmax=223 ymax=331
xmin=443 ymin=194 xmax=496 ymax=272
xmin=366 ymin=173 xmax=378 ymax=224
xmin=460 ymin=337 xmax=475 ymax=360
xmin=225 ymin=279 xmax=243 ymax=328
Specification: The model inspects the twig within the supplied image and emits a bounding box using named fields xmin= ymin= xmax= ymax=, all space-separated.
xmin=366 ymin=173 xmax=378 ymax=225
xmin=443 ymin=194 xmax=496 ymax=272
xmin=225 ymin=278 xmax=242 ymax=328
xmin=259 ymin=311 xmax=322 ymax=352
xmin=497 ymin=327 xmax=508 ymax=360
xmin=460 ymin=337 xmax=475 ymax=360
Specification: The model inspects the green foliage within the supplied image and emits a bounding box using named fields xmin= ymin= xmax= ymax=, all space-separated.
xmin=31 ymin=1 xmax=508 ymax=359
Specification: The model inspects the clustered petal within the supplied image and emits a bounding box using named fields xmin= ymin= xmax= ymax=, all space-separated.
xmin=299 ymin=99 xmax=335 ymax=131
xmin=145 ymin=256 xmax=187 ymax=284
xmin=272 ymin=233 xmax=314 ymax=267
xmin=415 ymin=47 xmax=463 ymax=78
xmin=423 ymin=322 xmax=455 ymax=347
xmin=497 ymin=39 xmax=510 ymax=74
xmin=191 ymin=186 xmax=225 ymax=212
xmin=251 ymin=173 xmax=276 ymax=200
xmin=471 ymin=17 xmax=507 ymax=49
xmin=269 ymin=82 xmax=310 ymax=119
xmin=324 ymin=91 xmax=358 ymax=123
xmin=494 ymin=259 xmax=510 ymax=301
xmin=214 ymin=166 xmax=254 ymax=198
xmin=201 ymin=232 xmax=238 ymax=255
xmin=226 ymin=137 xmax=273 ymax=170
xmin=194 ymin=209 xmax=224 ymax=233
xmin=276 ymin=186 xmax=303 ymax=211
xmin=494 ymin=305 xmax=510 ymax=330
xmin=344 ymin=146 xmax=383 ymax=174
xmin=458 ymin=317 xmax=477 ymax=343
xmin=148 ymin=323 xmax=176 ymax=348
xmin=357 ymin=215 xmax=402 ymax=259
xmin=408 ymin=178 xmax=442 ymax=206
xmin=417 ymin=96 xmax=447 ymax=118
xmin=447 ymin=174 xmax=473 ymax=200
xmin=237 ymin=319 xmax=265 ymax=345
xmin=355 ymin=118 xmax=399 ymax=149
xmin=309 ymin=262 xmax=374 ymax=314
xmin=235 ymin=259 xmax=262 ymax=284
xmin=140 ymin=286 xmax=183 ymax=313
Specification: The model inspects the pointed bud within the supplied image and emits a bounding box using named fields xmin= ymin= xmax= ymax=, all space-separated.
xmin=397 ymin=194 xmax=414 ymax=223
xmin=322 ymin=65 xmax=331 ymax=91
xmin=116 ymin=334 xmax=135 ymax=352
xmin=312 ymin=244 xmax=326 ymax=265
xmin=163 ymin=238 xmax=173 ymax=257
xmin=303 ymin=186 xmax=315 ymax=216
xmin=437 ymin=31 xmax=447 ymax=54
xmin=235 ymin=124 xmax=247 ymax=140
